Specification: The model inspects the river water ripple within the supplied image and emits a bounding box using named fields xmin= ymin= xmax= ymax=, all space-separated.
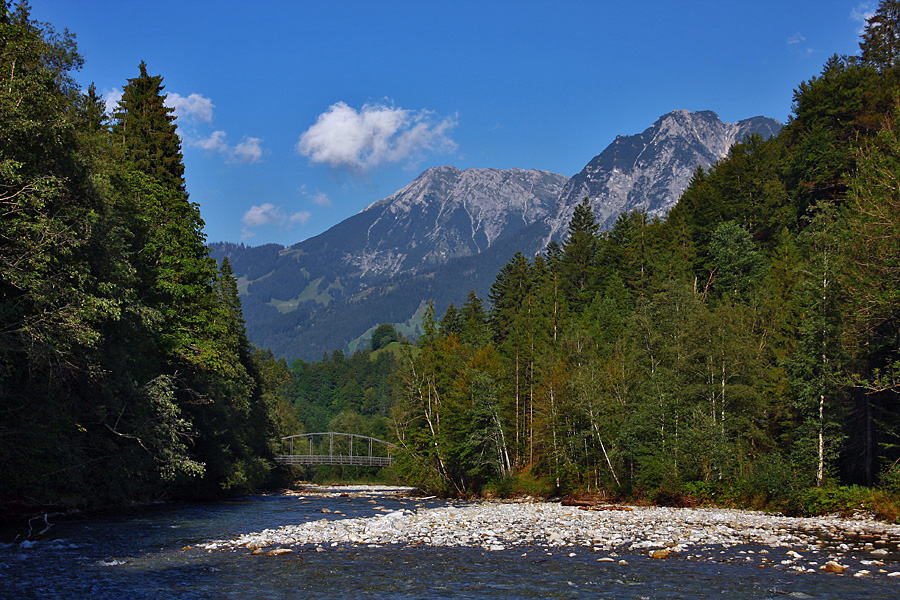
xmin=1 ymin=489 xmax=898 ymax=599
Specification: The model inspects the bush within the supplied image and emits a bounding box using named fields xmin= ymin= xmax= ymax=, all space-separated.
xmin=795 ymin=486 xmax=867 ymax=516
xmin=679 ymin=481 xmax=721 ymax=506
xmin=737 ymin=453 xmax=800 ymax=511
xmin=880 ymin=462 xmax=900 ymax=494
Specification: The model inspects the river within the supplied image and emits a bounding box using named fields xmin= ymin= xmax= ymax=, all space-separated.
xmin=1 ymin=487 xmax=898 ymax=599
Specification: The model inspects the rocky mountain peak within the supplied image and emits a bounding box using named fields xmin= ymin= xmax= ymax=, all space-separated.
xmin=354 ymin=166 xmax=569 ymax=275
xmin=548 ymin=109 xmax=782 ymax=238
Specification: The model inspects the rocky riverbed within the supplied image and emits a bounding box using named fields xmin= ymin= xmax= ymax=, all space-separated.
xmin=208 ymin=486 xmax=900 ymax=580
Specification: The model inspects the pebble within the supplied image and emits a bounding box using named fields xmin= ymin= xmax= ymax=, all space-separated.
xmin=215 ymin=488 xmax=900 ymax=579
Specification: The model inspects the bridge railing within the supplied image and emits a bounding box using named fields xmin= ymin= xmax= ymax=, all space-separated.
xmin=276 ymin=432 xmax=396 ymax=467
xmin=274 ymin=454 xmax=393 ymax=467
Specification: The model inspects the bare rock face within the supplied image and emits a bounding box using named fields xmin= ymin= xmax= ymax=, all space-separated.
xmin=353 ymin=166 xmax=569 ymax=276
xmin=547 ymin=110 xmax=782 ymax=238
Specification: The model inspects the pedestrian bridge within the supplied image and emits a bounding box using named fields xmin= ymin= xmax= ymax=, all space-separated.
xmin=275 ymin=432 xmax=396 ymax=467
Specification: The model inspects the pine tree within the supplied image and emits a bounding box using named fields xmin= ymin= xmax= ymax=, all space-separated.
xmin=860 ymin=0 xmax=900 ymax=71
xmin=707 ymin=221 xmax=767 ymax=300
xmin=560 ymin=198 xmax=600 ymax=310
xmin=112 ymin=61 xmax=186 ymax=192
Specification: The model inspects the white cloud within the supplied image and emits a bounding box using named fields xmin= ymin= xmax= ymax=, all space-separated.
xmin=242 ymin=204 xmax=312 ymax=232
xmin=193 ymin=130 xmax=228 ymax=152
xmin=297 ymin=101 xmax=457 ymax=171
xmin=102 ymin=84 xmax=263 ymax=166
xmin=786 ymin=32 xmax=814 ymax=57
xmin=187 ymin=131 xmax=264 ymax=164
xmin=233 ymin=137 xmax=264 ymax=164
xmin=289 ymin=210 xmax=312 ymax=224
xmin=310 ymin=192 xmax=331 ymax=207
xmin=851 ymin=3 xmax=876 ymax=34
xmin=104 ymin=89 xmax=215 ymax=124
xmin=300 ymin=186 xmax=332 ymax=207
xmin=165 ymin=92 xmax=214 ymax=123
xmin=102 ymin=87 xmax=122 ymax=114
xmin=103 ymin=82 xmax=265 ymax=164
xmin=118 ymin=88 xmax=265 ymax=164
xmin=243 ymin=203 xmax=280 ymax=227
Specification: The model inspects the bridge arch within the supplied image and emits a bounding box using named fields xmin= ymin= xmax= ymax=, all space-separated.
xmin=275 ymin=432 xmax=396 ymax=467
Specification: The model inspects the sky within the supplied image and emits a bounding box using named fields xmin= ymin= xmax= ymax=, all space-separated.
xmin=28 ymin=0 xmax=875 ymax=247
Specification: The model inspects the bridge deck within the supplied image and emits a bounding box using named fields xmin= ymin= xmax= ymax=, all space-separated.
xmin=277 ymin=432 xmax=396 ymax=468
xmin=275 ymin=454 xmax=393 ymax=467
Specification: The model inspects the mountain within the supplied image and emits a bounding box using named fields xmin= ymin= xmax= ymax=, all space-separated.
xmin=210 ymin=110 xmax=782 ymax=362
xmin=337 ymin=166 xmax=569 ymax=277
xmin=548 ymin=110 xmax=783 ymax=238
xmin=210 ymin=167 xmax=569 ymax=359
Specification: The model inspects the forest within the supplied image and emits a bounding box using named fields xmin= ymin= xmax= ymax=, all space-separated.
xmin=0 ymin=3 xmax=299 ymax=516
xmin=384 ymin=3 xmax=900 ymax=514
xmin=3 ymin=0 xmax=900 ymax=520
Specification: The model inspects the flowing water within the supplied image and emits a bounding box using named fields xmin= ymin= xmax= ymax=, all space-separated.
xmin=1 ymin=489 xmax=897 ymax=599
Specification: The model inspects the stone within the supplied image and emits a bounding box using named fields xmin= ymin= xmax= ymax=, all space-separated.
xmin=214 ymin=486 xmax=900 ymax=571
xmin=266 ymin=548 xmax=293 ymax=556
xmin=822 ymin=561 xmax=846 ymax=574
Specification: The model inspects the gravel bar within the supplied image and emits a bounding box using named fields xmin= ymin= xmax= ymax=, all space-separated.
xmin=207 ymin=489 xmax=900 ymax=578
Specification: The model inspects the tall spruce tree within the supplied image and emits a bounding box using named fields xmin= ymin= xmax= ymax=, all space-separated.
xmin=560 ymin=198 xmax=601 ymax=310
xmin=113 ymin=61 xmax=186 ymax=192
xmin=860 ymin=0 xmax=900 ymax=71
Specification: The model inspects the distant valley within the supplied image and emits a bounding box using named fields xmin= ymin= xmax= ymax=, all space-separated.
xmin=209 ymin=109 xmax=782 ymax=361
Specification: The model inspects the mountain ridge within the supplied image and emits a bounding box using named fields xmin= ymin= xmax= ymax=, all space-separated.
xmin=210 ymin=109 xmax=782 ymax=361
xmin=547 ymin=109 xmax=783 ymax=239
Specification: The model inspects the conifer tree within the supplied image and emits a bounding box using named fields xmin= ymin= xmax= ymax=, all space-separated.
xmin=460 ymin=290 xmax=491 ymax=347
xmin=860 ymin=0 xmax=900 ymax=71
xmin=112 ymin=61 xmax=186 ymax=191
xmin=560 ymin=198 xmax=600 ymax=310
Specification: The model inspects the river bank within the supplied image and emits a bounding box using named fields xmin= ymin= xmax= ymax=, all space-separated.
xmin=211 ymin=485 xmax=900 ymax=580
xmin=5 ymin=488 xmax=900 ymax=598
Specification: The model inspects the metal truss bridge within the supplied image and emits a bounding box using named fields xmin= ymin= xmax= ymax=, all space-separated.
xmin=275 ymin=432 xmax=396 ymax=467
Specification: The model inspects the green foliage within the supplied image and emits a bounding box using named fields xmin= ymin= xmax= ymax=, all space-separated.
xmin=371 ymin=323 xmax=399 ymax=351
xmin=11 ymin=0 xmax=900 ymax=514
xmin=860 ymin=0 xmax=900 ymax=70
xmin=136 ymin=375 xmax=206 ymax=481
xmin=378 ymin=2 xmax=900 ymax=504
xmin=707 ymin=221 xmax=767 ymax=299
xmin=795 ymin=485 xmax=868 ymax=516
xmin=0 ymin=4 xmax=299 ymax=514
xmin=559 ymin=198 xmax=601 ymax=309
xmin=111 ymin=60 xmax=186 ymax=192
xmin=881 ymin=463 xmax=900 ymax=494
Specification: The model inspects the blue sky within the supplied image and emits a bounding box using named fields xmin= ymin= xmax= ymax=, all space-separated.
xmin=30 ymin=0 xmax=873 ymax=246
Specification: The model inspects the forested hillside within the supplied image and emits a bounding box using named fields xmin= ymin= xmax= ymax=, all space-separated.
xmin=0 ymin=3 xmax=298 ymax=516
xmin=6 ymin=0 xmax=900 ymax=519
xmin=389 ymin=4 xmax=900 ymax=511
